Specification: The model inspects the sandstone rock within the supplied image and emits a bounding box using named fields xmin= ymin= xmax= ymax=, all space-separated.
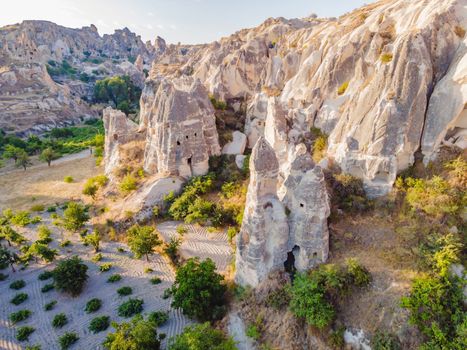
xmin=235 ymin=155 xmax=247 ymax=169
xmin=222 ymin=131 xmax=247 ymax=155
xmin=141 ymin=76 xmax=221 ymax=178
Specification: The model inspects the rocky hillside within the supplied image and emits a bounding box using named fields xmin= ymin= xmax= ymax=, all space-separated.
xmin=0 ymin=21 xmax=167 ymax=135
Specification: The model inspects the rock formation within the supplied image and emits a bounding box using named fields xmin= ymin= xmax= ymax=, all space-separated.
xmin=140 ymin=76 xmax=221 ymax=178
xmin=235 ymin=138 xmax=330 ymax=287
xmin=0 ymin=20 xmax=164 ymax=134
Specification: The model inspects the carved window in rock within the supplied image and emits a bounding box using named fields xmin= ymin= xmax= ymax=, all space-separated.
xmin=263 ymin=202 xmax=273 ymax=209
xmin=176 ymin=140 xmax=181 ymax=146
xmin=113 ymin=134 xmax=118 ymax=141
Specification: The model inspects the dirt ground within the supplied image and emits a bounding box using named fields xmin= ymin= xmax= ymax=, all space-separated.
xmin=0 ymin=151 xmax=100 ymax=212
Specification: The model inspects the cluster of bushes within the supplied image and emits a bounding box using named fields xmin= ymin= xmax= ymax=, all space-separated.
xmin=327 ymin=172 xmax=372 ymax=214
xmin=82 ymin=174 xmax=109 ymax=199
xmin=0 ymin=119 xmax=104 ymax=167
xmin=46 ymin=60 xmax=77 ymax=78
xmin=288 ymin=259 xmax=371 ymax=329
xmin=94 ymin=75 xmax=141 ymax=114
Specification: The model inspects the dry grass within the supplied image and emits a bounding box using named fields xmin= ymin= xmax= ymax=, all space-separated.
xmin=0 ymin=152 xmax=100 ymax=211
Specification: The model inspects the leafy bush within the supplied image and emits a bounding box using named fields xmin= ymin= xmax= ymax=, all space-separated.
xmin=58 ymin=332 xmax=79 ymax=350
xmin=103 ymin=315 xmax=161 ymax=350
xmin=380 ymin=53 xmax=393 ymax=63
xmin=62 ymin=202 xmax=89 ymax=231
xmin=99 ymin=263 xmax=112 ymax=272
xmin=11 ymin=293 xmax=28 ymax=305
xmin=117 ymin=286 xmax=133 ymax=296
xmin=209 ymin=95 xmax=227 ymax=110
xmin=30 ymin=204 xmax=45 ymax=212
xmin=10 ymin=211 xmax=32 ymax=227
xmin=94 ymin=75 xmax=142 ymax=114
xmin=176 ymin=225 xmax=187 ymax=235
xmin=91 ymin=253 xmax=103 ymax=262
xmin=163 ymin=237 xmax=181 ymax=266
xmin=346 ymin=258 xmax=371 ymax=287
xmin=45 ymin=300 xmax=57 ymax=311
xmin=265 ymin=286 xmax=290 ymax=310
xmin=118 ymin=298 xmax=144 ymax=317
xmin=9 ymin=309 xmax=32 ymax=323
xmin=89 ymin=315 xmax=110 ymax=333
xmin=127 ymin=225 xmax=161 ymax=261
xmin=147 ymin=311 xmax=169 ymax=327
xmin=371 ymin=331 xmax=401 ymax=350
xmin=167 ymin=322 xmax=236 ymax=350
xmin=63 ymin=176 xmax=74 ymax=183
xmin=52 ymin=313 xmax=68 ymax=328
xmin=37 ymin=225 xmax=52 ymax=244
xmin=107 ymin=274 xmax=122 ymax=283
xmin=168 ymin=258 xmax=226 ymax=321
xmin=329 ymin=173 xmax=371 ymax=212
xmin=246 ymin=324 xmax=261 ymax=340
xmin=337 ymin=81 xmax=349 ymax=95
xmin=16 ymin=326 xmax=35 ymax=341
xmin=85 ymin=298 xmax=102 ymax=313
xmin=119 ymin=174 xmax=138 ymax=194
xmin=25 ymin=345 xmax=41 ymax=350
xmin=28 ymin=242 xmax=58 ymax=263
xmin=150 ymin=277 xmax=162 ymax=285
xmin=0 ymin=225 xmax=25 ymax=245
xmin=10 ymin=280 xmax=26 ymax=290
xmin=41 ymin=283 xmax=54 ymax=293
xmin=53 ymin=256 xmax=89 ymax=296
xmin=38 ymin=270 xmax=54 ymax=281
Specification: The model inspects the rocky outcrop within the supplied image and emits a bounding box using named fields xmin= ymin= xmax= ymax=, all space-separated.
xmin=235 ymin=138 xmax=330 ymax=287
xmin=141 ymin=76 xmax=221 ymax=178
xmin=154 ymin=0 xmax=466 ymax=197
xmin=0 ymin=20 xmax=164 ymax=134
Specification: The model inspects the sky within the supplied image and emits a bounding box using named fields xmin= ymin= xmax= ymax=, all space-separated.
xmin=1 ymin=0 xmax=373 ymax=44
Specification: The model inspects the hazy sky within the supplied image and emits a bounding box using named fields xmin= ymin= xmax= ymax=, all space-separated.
xmin=1 ymin=0 xmax=372 ymax=44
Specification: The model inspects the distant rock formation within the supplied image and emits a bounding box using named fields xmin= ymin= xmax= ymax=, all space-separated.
xmin=0 ymin=20 xmax=165 ymax=134
xmin=235 ymin=138 xmax=330 ymax=287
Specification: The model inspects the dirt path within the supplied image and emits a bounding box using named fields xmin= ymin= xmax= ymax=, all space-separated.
xmin=0 ymin=151 xmax=99 ymax=212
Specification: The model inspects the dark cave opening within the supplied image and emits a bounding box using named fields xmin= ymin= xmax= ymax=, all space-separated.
xmin=284 ymin=245 xmax=299 ymax=279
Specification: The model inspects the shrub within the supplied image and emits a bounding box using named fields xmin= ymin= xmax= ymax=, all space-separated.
xmin=371 ymin=331 xmax=401 ymax=350
xmin=127 ymin=225 xmax=162 ymax=261
xmin=144 ymin=267 xmax=153 ymax=273
xmin=99 ymin=263 xmax=112 ymax=272
xmin=0 ymin=272 xmax=8 ymax=281
xmin=265 ymin=286 xmax=290 ymax=310
xmin=119 ymin=175 xmax=138 ymax=194
xmin=1 ymin=225 xmax=26 ymax=245
xmin=163 ymin=237 xmax=181 ymax=265
xmin=30 ymin=204 xmax=45 ymax=212
xmin=118 ymin=298 xmax=144 ymax=317
xmin=41 ymin=283 xmax=55 ymax=293
xmin=10 ymin=211 xmax=32 ymax=227
xmin=147 ymin=311 xmax=169 ymax=327
xmin=337 ymin=81 xmax=349 ymax=95
xmin=209 ymin=95 xmax=227 ymax=110
xmin=330 ymin=173 xmax=370 ymax=212
xmin=380 ymin=53 xmax=393 ymax=63
xmin=11 ymin=293 xmax=28 ymax=305
xmin=37 ymin=225 xmax=52 ymax=244
xmin=63 ymin=176 xmax=74 ymax=183
xmin=89 ymin=315 xmax=110 ymax=333
xmin=47 ymin=206 xmax=57 ymax=212
xmin=312 ymin=135 xmax=327 ymax=163
xmin=52 ymin=313 xmax=68 ymax=328
xmin=38 ymin=270 xmax=54 ymax=280
xmin=28 ymin=242 xmax=58 ymax=263
xmin=25 ymin=345 xmax=41 ymax=350
xmin=107 ymin=274 xmax=122 ymax=283
xmin=82 ymin=181 xmax=98 ymax=199
xmin=91 ymin=253 xmax=103 ymax=262
xmin=103 ymin=315 xmax=161 ymax=350
xmin=9 ymin=309 xmax=32 ymax=323
xmin=117 ymin=286 xmax=133 ymax=296
xmin=167 ymin=322 xmax=236 ymax=350
xmin=346 ymin=258 xmax=371 ymax=287
xmin=246 ymin=324 xmax=261 ymax=340
xmin=150 ymin=277 xmax=162 ymax=285
xmin=58 ymin=332 xmax=79 ymax=350
xmin=184 ymin=198 xmax=215 ymax=224
xmin=53 ymin=256 xmax=89 ymax=296
xmin=227 ymin=227 xmax=238 ymax=243
xmin=62 ymin=202 xmax=89 ymax=231
xmin=10 ymin=279 xmax=26 ymax=290
xmin=45 ymin=300 xmax=57 ymax=311
xmin=85 ymin=298 xmax=102 ymax=313
xmin=176 ymin=225 xmax=187 ymax=235
xmin=16 ymin=326 xmax=35 ymax=341
xmin=168 ymin=258 xmax=226 ymax=321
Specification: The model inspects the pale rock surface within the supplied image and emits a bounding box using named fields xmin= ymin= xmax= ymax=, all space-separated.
xmin=141 ymin=76 xmax=221 ymax=178
xmin=222 ymin=130 xmax=247 ymax=155
xmin=235 ymin=155 xmax=247 ymax=169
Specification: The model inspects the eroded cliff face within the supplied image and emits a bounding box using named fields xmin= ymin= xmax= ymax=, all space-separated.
xmin=0 ymin=21 xmax=165 ymax=135
xmin=152 ymin=0 xmax=466 ymax=197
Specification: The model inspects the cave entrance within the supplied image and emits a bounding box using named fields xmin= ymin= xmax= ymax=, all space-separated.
xmin=187 ymin=156 xmax=193 ymax=176
xmin=284 ymin=245 xmax=299 ymax=279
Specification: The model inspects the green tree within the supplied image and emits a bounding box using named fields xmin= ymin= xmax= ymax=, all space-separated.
xmin=127 ymin=225 xmax=161 ymax=261
xmin=3 ymin=145 xmax=23 ymax=164
xmin=53 ymin=256 xmax=88 ymax=296
xmin=103 ymin=315 xmax=161 ymax=350
xmin=84 ymin=231 xmax=101 ymax=253
xmin=168 ymin=258 xmax=226 ymax=321
xmin=39 ymin=147 xmax=58 ymax=167
xmin=167 ymin=322 xmax=237 ymax=350
xmin=0 ymin=225 xmax=25 ymax=246
xmin=28 ymin=242 xmax=58 ymax=263
xmin=82 ymin=180 xmax=98 ymax=199
xmin=16 ymin=150 xmax=32 ymax=171
xmin=62 ymin=202 xmax=89 ymax=231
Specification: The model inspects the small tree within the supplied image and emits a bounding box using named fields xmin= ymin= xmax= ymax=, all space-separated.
xmin=3 ymin=145 xmax=23 ymax=164
xmin=39 ymin=147 xmax=58 ymax=167
xmin=127 ymin=225 xmax=161 ymax=261
xmin=82 ymin=181 xmax=98 ymax=199
xmin=84 ymin=231 xmax=101 ymax=252
xmin=0 ymin=225 xmax=25 ymax=246
xmin=167 ymin=322 xmax=237 ymax=350
xmin=0 ymin=246 xmax=19 ymax=272
xmin=53 ymin=256 xmax=88 ymax=296
xmin=16 ymin=150 xmax=32 ymax=171
xmin=62 ymin=202 xmax=89 ymax=231
xmin=169 ymin=258 xmax=226 ymax=321
xmin=103 ymin=315 xmax=161 ymax=350
xmin=28 ymin=242 xmax=58 ymax=263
